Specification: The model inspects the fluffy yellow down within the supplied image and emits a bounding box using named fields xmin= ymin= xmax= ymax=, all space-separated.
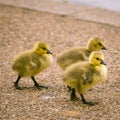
xmin=57 ymin=37 xmax=106 ymax=70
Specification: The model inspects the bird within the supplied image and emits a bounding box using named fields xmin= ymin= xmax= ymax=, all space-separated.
xmin=56 ymin=37 xmax=106 ymax=70
xmin=63 ymin=51 xmax=107 ymax=106
xmin=12 ymin=41 xmax=53 ymax=90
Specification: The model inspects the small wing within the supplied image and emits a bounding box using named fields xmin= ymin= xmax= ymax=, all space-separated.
xmin=82 ymin=71 xmax=93 ymax=85
xmin=29 ymin=57 xmax=41 ymax=71
xmin=12 ymin=55 xmax=30 ymax=70
xmin=82 ymin=66 xmax=95 ymax=85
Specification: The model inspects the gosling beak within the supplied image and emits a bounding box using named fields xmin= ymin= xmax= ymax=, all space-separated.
xmin=47 ymin=50 xmax=52 ymax=54
xmin=100 ymin=60 xmax=106 ymax=65
xmin=102 ymin=46 xmax=107 ymax=50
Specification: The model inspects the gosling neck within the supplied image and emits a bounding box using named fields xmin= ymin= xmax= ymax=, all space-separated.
xmin=87 ymin=45 xmax=96 ymax=52
xmin=33 ymin=51 xmax=42 ymax=56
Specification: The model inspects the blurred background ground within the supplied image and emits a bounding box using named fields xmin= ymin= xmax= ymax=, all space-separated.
xmin=0 ymin=0 xmax=120 ymax=120
xmin=0 ymin=0 xmax=120 ymax=26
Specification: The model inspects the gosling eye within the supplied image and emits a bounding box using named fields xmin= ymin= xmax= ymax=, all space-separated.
xmin=96 ymin=57 xmax=100 ymax=60
xmin=42 ymin=47 xmax=46 ymax=50
xmin=98 ymin=43 xmax=102 ymax=46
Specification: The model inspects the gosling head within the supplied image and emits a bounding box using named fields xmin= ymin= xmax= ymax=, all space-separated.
xmin=33 ymin=42 xmax=52 ymax=55
xmin=87 ymin=37 xmax=107 ymax=52
xmin=89 ymin=51 xmax=106 ymax=66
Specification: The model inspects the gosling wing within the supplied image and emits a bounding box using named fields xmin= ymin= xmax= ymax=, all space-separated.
xmin=57 ymin=48 xmax=90 ymax=69
xmin=29 ymin=57 xmax=41 ymax=71
xmin=64 ymin=63 xmax=96 ymax=86
xmin=72 ymin=64 xmax=95 ymax=85
xmin=12 ymin=54 xmax=30 ymax=71
xmin=82 ymin=69 xmax=95 ymax=85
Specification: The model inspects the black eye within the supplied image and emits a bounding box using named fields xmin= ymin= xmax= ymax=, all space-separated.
xmin=99 ymin=43 xmax=102 ymax=46
xmin=96 ymin=57 xmax=99 ymax=60
xmin=42 ymin=47 xmax=46 ymax=50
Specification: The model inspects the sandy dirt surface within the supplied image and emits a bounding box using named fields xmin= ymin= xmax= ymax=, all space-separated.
xmin=0 ymin=0 xmax=120 ymax=27
xmin=0 ymin=4 xmax=120 ymax=120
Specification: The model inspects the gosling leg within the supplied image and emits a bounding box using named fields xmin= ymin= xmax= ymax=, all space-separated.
xmin=14 ymin=75 xmax=23 ymax=90
xmin=80 ymin=94 xmax=97 ymax=106
xmin=31 ymin=76 xmax=48 ymax=89
xmin=70 ymin=88 xmax=79 ymax=101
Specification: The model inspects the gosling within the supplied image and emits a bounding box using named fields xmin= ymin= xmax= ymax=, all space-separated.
xmin=57 ymin=37 xmax=106 ymax=70
xmin=63 ymin=51 xmax=107 ymax=106
xmin=12 ymin=41 xmax=53 ymax=90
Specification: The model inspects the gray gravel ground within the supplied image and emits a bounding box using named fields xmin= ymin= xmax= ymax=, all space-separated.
xmin=0 ymin=4 xmax=120 ymax=120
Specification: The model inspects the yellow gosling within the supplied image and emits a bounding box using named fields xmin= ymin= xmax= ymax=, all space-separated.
xmin=63 ymin=51 xmax=107 ymax=106
xmin=57 ymin=37 xmax=106 ymax=70
xmin=12 ymin=41 xmax=53 ymax=90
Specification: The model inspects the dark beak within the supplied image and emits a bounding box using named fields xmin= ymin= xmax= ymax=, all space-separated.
xmin=47 ymin=50 xmax=52 ymax=54
xmin=100 ymin=60 xmax=106 ymax=65
xmin=102 ymin=46 xmax=107 ymax=50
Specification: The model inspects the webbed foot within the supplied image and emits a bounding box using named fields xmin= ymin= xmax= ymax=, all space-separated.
xmin=34 ymin=84 xmax=48 ymax=89
xmin=14 ymin=83 xmax=23 ymax=90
